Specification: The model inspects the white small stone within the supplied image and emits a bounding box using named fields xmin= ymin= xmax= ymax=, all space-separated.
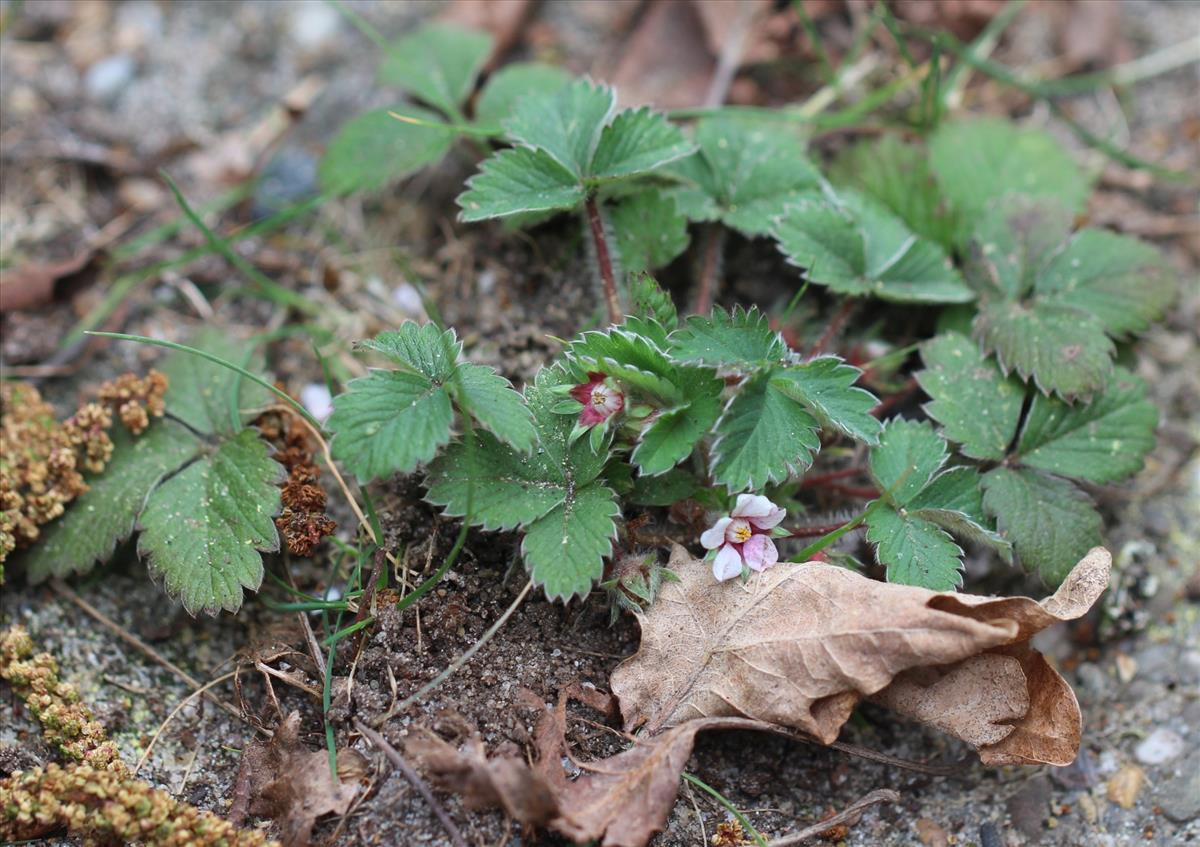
xmin=1134 ymin=728 xmax=1185 ymax=765
xmin=85 ymin=54 xmax=136 ymax=102
xmin=291 ymin=3 xmax=341 ymax=50
xmin=392 ymin=282 xmax=424 ymax=317
xmin=300 ymin=383 xmax=333 ymax=422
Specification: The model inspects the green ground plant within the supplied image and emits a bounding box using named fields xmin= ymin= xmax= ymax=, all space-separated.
xmin=6 ymin=16 xmax=1179 ymax=614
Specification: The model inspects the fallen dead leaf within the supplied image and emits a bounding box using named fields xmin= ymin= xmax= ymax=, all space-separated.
xmin=876 ymin=547 xmax=1111 ymax=765
xmin=611 ymin=545 xmax=1109 ymax=767
xmin=230 ymin=712 xmax=363 ymax=847
xmin=409 ymin=548 xmax=1109 ymax=847
xmin=441 ymin=0 xmax=536 ymax=69
xmin=1106 ymin=763 xmax=1145 ymax=809
xmin=0 ymin=249 xmax=101 ymax=313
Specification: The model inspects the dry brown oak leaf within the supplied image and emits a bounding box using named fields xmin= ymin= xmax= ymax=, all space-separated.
xmin=230 ymin=712 xmax=366 ymax=847
xmin=410 ymin=547 xmax=1108 ymax=847
xmin=611 ymin=545 xmax=1111 ymax=766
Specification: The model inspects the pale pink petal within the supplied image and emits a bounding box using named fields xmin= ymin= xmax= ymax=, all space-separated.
xmin=712 ymin=544 xmax=744 ymax=581
xmin=724 ymin=518 xmax=754 ymax=545
xmin=742 ymin=535 xmax=779 ymax=572
xmin=578 ymin=404 xmax=607 ymax=426
xmin=597 ymin=386 xmax=624 ymax=416
xmin=747 ymin=504 xmax=787 ymax=531
xmin=700 ymin=517 xmax=732 ymax=550
xmin=732 ymin=493 xmax=775 ymax=519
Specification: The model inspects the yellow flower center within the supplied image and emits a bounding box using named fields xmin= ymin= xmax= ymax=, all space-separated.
xmin=731 ymin=524 xmax=753 ymax=543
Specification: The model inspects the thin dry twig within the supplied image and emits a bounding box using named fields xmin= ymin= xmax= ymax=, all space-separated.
xmin=354 ymin=720 xmax=468 ymax=847
xmin=135 ymin=670 xmax=240 ymax=774
xmin=766 ymin=788 xmax=900 ymax=846
xmin=50 ymin=579 xmax=260 ymax=733
xmin=375 ymin=580 xmax=534 ymax=726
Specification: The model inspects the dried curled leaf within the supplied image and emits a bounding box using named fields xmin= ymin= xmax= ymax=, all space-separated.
xmin=231 ymin=712 xmax=362 ymax=847
xmin=410 ymin=549 xmax=1110 ymax=847
xmin=610 ymin=545 xmax=1109 ymax=764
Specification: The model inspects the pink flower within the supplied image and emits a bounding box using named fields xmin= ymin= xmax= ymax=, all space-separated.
xmin=570 ymin=372 xmax=624 ymax=427
xmin=700 ymin=494 xmax=786 ymax=581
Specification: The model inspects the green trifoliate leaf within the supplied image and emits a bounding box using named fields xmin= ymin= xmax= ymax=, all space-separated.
xmin=565 ymin=327 xmax=681 ymax=402
xmin=964 ymin=196 xmax=1073 ymax=301
xmin=589 ymin=107 xmax=696 ymax=181
xmin=610 ymin=190 xmax=690 ymax=274
xmin=156 ymin=330 xmax=272 ymax=437
xmin=521 ymin=482 xmax=619 ymax=601
xmin=669 ymin=306 xmax=786 ymax=370
xmin=906 ymin=466 xmax=1011 ymax=562
xmin=360 ymin=322 xmax=461 ymax=381
xmin=627 ymin=273 xmax=678 ymax=329
xmin=1015 ymin=369 xmax=1157 ymax=484
xmin=428 ymin=367 xmax=618 ymax=601
xmin=379 ymin=22 xmax=492 ymax=118
xmin=929 ymin=118 xmax=1090 ymax=247
xmin=769 ymin=357 xmax=881 ymax=445
xmin=828 ymin=135 xmax=958 ymax=251
xmin=917 ymin=332 xmax=1024 ymax=461
xmin=631 ymin=369 xmax=723 ymax=476
xmin=1035 ymin=229 xmax=1177 ymax=337
xmin=505 ymin=78 xmax=615 ymax=178
xmin=318 ymin=107 xmax=455 ymax=196
xmin=773 ymin=188 xmax=972 ymax=304
xmin=474 ymin=62 xmax=572 ymax=134
xmin=326 ymin=369 xmax=453 ymax=481
xmin=982 ymin=467 xmax=1102 ymax=586
xmin=869 ymin=419 xmax=949 ymax=507
xmin=866 ymin=505 xmax=963 ymax=590
xmin=137 ymin=429 xmax=283 ymax=615
xmin=457 ymin=147 xmax=586 ymax=221
xmin=425 ymin=431 xmax=569 ymax=530
xmin=526 ymin=365 xmax=610 ymax=485
xmin=711 ymin=373 xmax=821 ymax=491
xmin=668 ymin=115 xmax=820 ymax=236
xmin=22 ymin=422 xmax=200 ymax=582
xmin=962 ymin=197 xmax=1175 ymax=399
xmin=450 ymin=363 xmax=536 ymax=452
xmin=975 ymin=300 xmax=1113 ymax=398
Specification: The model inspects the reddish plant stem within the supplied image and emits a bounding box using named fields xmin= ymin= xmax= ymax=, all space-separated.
xmin=788 ymin=521 xmax=866 ymax=538
xmin=825 ymin=482 xmax=880 ymax=499
xmin=871 ymin=376 xmax=921 ymax=418
xmin=584 ymin=195 xmax=622 ymax=325
xmin=807 ymin=298 xmax=856 ymax=357
xmin=692 ymin=224 xmax=725 ymax=315
xmin=800 ymin=466 xmax=867 ymax=487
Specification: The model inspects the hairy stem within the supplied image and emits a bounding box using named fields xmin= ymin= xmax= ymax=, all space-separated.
xmin=800 ymin=466 xmax=867 ymax=487
xmin=585 ymin=195 xmax=622 ymax=325
xmin=692 ymin=224 xmax=726 ymax=315
xmin=789 ymin=499 xmax=884 ymax=562
xmin=807 ymin=298 xmax=855 ymax=357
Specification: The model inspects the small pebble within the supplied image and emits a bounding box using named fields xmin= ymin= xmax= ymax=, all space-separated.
xmin=978 ymin=821 xmax=1002 ymax=847
xmin=85 ymin=54 xmax=136 ymax=102
xmin=1106 ymin=763 xmax=1145 ymax=808
xmin=1157 ymin=758 xmax=1200 ymax=823
xmin=915 ymin=818 xmax=948 ymax=847
xmin=1134 ymin=728 xmax=1185 ymax=765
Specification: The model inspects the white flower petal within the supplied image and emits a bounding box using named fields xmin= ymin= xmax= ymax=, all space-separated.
xmin=748 ymin=504 xmax=787 ymax=531
xmin=712 ymin=544 xmax=744 ymax=581
xmin=732 ymin=493 xmax=775 ymax=518
xmin=743 ymin=535 xmax=779 ymax=572
xmin=700 ymin=517 xmax=732 ymax=550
